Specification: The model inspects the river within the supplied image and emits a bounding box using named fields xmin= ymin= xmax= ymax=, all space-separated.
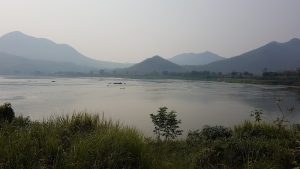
xmin=0 ymin=76 xmax=299 ymax=136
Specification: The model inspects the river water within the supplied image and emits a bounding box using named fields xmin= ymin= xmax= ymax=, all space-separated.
xmin=0 ymin=76 xmax=299 ymax=136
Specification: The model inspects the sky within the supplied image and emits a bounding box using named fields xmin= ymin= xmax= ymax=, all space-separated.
xmin=0 ymin=0 xmax=300 ymax=63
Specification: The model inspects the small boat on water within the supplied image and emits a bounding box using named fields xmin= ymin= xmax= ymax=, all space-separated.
xmin=113 ymin=82 xmax=123 ymax=84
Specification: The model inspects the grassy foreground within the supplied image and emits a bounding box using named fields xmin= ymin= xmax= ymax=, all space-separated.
xmin=0 ymin=113 xmax=300 ymax=169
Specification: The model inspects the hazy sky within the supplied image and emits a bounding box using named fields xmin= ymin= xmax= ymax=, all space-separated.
xmin=0 ymin=0 xmax=300 ymax=62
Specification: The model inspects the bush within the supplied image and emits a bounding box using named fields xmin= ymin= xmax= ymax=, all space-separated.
xmin=187 ymin=125 xmax=232 ymax=145
xmin=192 ymin=122 xmax=299 ymax=169
xmin=200 ymin=125 xmax=232 ymax=140
xmin=0 ymin=102 xmax=15 ymax=123
xmin=187 ymin=129 xmax=203 ymax=146
xmin=193 ymin=138 xmax=296 ymax=169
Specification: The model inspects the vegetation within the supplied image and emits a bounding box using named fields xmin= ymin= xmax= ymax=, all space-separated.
xmin=0 ymin=103 xmax=299 ymax=169
xmin=0 ymin=112 xmax=151 ymax=169
xmin=150 ymin=107 xmax=183 ymax=141
xmin=0 ymin=102 xmax=15 ymax=123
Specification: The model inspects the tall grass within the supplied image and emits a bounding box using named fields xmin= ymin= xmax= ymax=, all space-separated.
xmin=191 ymin=122 xmax=300 ymax=169
xmin=0 ymin=113 xmax=299 ymax=169
xmin=0 ymin=113 xmax=152 ymax=169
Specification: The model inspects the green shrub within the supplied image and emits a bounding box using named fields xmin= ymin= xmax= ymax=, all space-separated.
xmin=193 ymin=138 xmax=296 ymax=169
xmin=0 ymin=103 xmax=15 ymax=124
xmin=193 ymin=122 xmax=299 ymax=169
xmin=187 ymin=125 xmax=232 ymax=146
xmin=200 ymin=125 xmax=232 ymax=140
xmin=187 ymin=129 xmax=203 ymax=146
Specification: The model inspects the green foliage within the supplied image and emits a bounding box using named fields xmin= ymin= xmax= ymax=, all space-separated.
xmin=11 ymin=115 xmax=31 ymax=127
xmin=66 ymin=128 xmax=147 ymax=169
xmin=193 ymin=122 xmax=299 ymax=169
xmin=145 ymin=138 xmax=192 ymax=169
xmin=150 ymin=107 xmax=183 ymax=141
xmin=250 ymin=109 xmax=263 ymax=122
xmin=193 ymin=138 xmax=296 ymax=169
xmin=0 ymin=105 xmax=300 ymax=169
xmin=186 ymin=129 xmax=203 ymax=146
xmin=0 ymin=113 xmax=153 ymax=169
xmin=187 ymin=126 xmax=232 ymax=146
xmin=200 ymin=125 xmax=232 ymax=140
xmin=0 ymin=102 xmax=15 ymax=124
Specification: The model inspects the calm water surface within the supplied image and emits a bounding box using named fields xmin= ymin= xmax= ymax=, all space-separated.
xmin=0 ymin=76 xmax=299 ymax=136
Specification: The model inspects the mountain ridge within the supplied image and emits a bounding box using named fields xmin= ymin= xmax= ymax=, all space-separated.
xmin=187 ymin=38 xmax=300 ymax=74
xmin=0 ymin=31 xmax=132 ymax=69
xmin=0 ymin=31 xmax=299 ymax=75
xmin=169 ymin=51 xmax=224 ymax=65
xmin=0 ymin=52 xmax=93 ymax=74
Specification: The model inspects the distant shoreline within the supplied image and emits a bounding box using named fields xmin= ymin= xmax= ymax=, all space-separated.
xmin=1 ymin=74 xmax=300 ymax=88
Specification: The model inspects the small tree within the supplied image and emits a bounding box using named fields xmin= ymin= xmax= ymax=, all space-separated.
xmin=0 ymin=102 xmax=15 ymax=123
xmin=273 ymin=98 xmax=291 ymax=128
xmin=150 ymin=107 xmax=183 ymax=141
xmin=250 ymin=109 xmax=263 ymax=123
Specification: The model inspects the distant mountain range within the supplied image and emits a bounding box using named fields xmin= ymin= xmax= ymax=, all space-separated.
xmin=0 ymin=31 xmax=299 ymax=75
xmin=0 ymin=31 xmax=131 ymax=72
xmin=187 ymin=38 xmax=300 ymax=74
xmin=122 ymin=38 xmax=300 ymax=75
xmin=169 ymin=51 xmax=224 ymax=65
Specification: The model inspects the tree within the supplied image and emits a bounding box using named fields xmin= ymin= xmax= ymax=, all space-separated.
xmin=273 ymin=98 xmax=291 ymax=128
xmin=0 ymin=102 xmax=15 ymax=123
xmin=150 ymin=107 xmax=183 ymax=141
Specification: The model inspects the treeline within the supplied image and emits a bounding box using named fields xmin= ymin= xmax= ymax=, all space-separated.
xmin=55 ymin=69 xmax=300 ymax=79
xmin=20 ymin=68 xmax=300 ymax=86
xmin=54 ymin=70 xmax=254 ymax=79
xmin=157 ymin=70 xmax=255 ymax=79
xmin=262 ymin=70 xmax=300 ymax=79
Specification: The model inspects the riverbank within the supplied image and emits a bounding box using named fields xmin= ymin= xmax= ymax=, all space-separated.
xmin=0 ymin=112 xmax=299 ymax=169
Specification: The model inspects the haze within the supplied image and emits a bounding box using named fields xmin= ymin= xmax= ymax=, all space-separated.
xmin=0 ymin=0 xmax=300 ymax=62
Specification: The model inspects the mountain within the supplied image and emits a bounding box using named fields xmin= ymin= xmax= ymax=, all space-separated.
xmin=188 ymin=38 xmax=300 ymax=74
xmin=0 ymin=31 xmax=131 ymax=69
xmin=169 ymin=51 xmax=224 ymax=65
xmin=0 ymin=52 xmax=94 ymax=74
xmin=120 ymin=55 xmax=183 ymax=74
